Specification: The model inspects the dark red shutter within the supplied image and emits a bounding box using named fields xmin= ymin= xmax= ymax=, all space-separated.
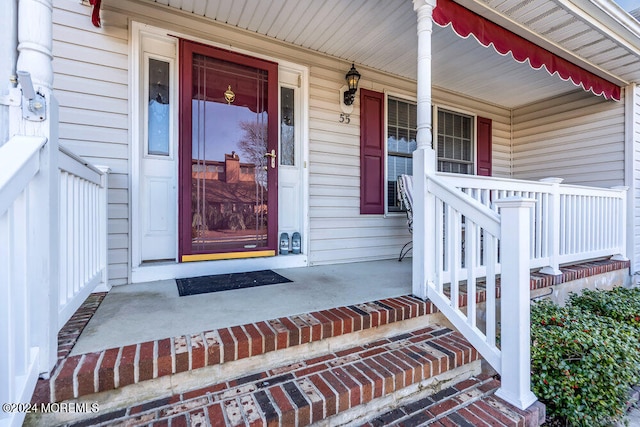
xmin=360 ymin=89 xmax=385 ymax=214
xmin=476 ymin=116 xmax=492 ymax=177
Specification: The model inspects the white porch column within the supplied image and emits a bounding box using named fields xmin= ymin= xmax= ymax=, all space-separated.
xmin=17 ymin=0 xmax=60 ymax=376
xmin=412 ymin=0 xmax=437 ymax=300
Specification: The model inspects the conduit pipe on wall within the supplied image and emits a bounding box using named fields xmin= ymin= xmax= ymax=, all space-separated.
xmin=0 ymin=0 xmax=18 ymax=145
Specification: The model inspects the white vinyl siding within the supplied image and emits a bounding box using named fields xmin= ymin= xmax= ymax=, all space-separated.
xmin=53 ymin=1 xmax=130 ymax=285
xmin=307 ymin=67 xmax=412 ymax=264
xmin=512 ymin=90 xmax=625 ymax=187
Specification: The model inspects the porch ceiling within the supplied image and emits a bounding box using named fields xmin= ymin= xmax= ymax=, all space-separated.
xmin=151 ymin=0 xmax=640 ymax=108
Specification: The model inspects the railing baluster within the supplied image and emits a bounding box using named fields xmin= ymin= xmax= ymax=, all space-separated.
xmin=608 ymin=198 xmax=614 ymax=249
xmin=13 ymin=190 xmax=29 ymax=378
xmin=588 ymin=196 xmax=593 ymax=252
xmin=79 ymin=179 xmax=85 ymax=289
xmin=436 ymin=199 xmax=444 ymax=293
xmin=580 ymin=195 xmax=586 ymax=253
xmin=466 ymin=220 xmax=476 ymax=328
xmin=0 ymin=208 xmax=11 ymax=408
xmin=604 ymin=197 xmax=609 ymax=250
xmin=485 ymin=233 xmax=496 ymax=347
xmin=449 ymin=207 xmax=460 ymax=310
xmin=92 ymin=184 xmax=97 ymax=275
xmin=69 ymin=174 xmax=75 ymax=301
xmin=59 ymin=172 xmax=67 ymax=307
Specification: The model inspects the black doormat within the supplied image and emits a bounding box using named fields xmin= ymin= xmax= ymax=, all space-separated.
xmin=176 ymin=270 xmax=293 ymax=297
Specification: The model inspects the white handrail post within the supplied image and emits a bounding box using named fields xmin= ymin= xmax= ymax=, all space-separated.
xmin=412 ymin=0 xmax=437 ymax=300
xmin=611 ymin=185 xmax=629 ymax=261
xmin=494 ymin=196 xmax=538 ymax=410
xmin=94 ymin=165 xmax=111 ymax=292
xmin=539 ymin=178 xmax=563 ymax=275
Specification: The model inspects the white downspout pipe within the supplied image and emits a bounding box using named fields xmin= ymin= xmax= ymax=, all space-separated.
xmin=0 ymin=0 xmax=18 ymax=146
xmin=412 ymin=0 xmax=437 ymax=300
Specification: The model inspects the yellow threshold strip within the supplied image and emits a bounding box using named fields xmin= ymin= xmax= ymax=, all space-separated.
xmin=181 ymin=250 xmax=275 ymax=262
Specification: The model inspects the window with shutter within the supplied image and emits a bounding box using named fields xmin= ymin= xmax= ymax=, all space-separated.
xmin=361 ymin=97 xmax=493 ymax=215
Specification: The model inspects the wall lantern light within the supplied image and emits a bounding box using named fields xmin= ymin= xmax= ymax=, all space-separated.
xmin=343 ymin=63 xmax=361 ymax=106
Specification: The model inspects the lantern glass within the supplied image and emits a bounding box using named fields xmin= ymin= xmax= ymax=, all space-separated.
xmin=346 ymin=64 xmax=360 ymax=92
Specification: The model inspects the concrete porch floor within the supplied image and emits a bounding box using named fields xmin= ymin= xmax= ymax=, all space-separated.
xmin=71 ymin=259 xmax=412 ymax=355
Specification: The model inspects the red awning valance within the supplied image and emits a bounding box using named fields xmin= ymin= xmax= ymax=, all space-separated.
xmin=433 ymin=0 xmax=621 ymax=101
xmin=89 ymin=0 xmax=101 ymax=28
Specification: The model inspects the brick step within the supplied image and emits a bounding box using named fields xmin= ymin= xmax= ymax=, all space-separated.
xmin=32 ymin=295 xmax=443 ymax=405
xmin=31 ymin=325 xmax=490 ymax=426
xmin=365 ymin=375 xmax=545 ymax=427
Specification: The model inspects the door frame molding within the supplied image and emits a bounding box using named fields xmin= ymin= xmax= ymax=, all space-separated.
xmin=130 ymin=22 xmax=310 ymax=283
xmin=131 ymin=23 xmax=180 ymax=276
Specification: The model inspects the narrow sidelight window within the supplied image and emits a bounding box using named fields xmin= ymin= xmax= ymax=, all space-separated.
xmin=280 ymin=86 xmax=295 ymax=166
xmin=148 ymin=58 xmax=170 ymax=156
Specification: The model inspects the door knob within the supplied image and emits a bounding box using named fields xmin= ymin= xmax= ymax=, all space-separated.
xmin=264 ymin=149 xmax=276 ymax=168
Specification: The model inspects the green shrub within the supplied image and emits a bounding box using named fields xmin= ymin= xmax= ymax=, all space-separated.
xmin=531 ymin=300 xmax=640 ymax=426
xmin=568 ymin=287 xmax=640 ymax=326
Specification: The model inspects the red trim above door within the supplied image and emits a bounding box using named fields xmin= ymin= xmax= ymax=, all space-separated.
xmin=433 ymin=0 xmax=621 ymax=101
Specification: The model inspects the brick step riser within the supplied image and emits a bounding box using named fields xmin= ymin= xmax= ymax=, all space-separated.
xmin=33 ymin=327 xmax=487 ymax=427
xmin=322 ymin=362 xmax=481 ymax=427
xmin=53 ymin=315 xmax=448 ymax=414
xmin=364 ymin=375 xmax=545 ymax=427
xmin=42 ymin=297 xmax=446 ymax=404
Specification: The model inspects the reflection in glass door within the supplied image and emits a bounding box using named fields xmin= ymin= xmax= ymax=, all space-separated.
xmin=179 ymin=41 xmax=278 ymax=261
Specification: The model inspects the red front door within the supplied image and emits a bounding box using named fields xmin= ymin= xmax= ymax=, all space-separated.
xmin=179 ymin=40 xmax=279 ymax=261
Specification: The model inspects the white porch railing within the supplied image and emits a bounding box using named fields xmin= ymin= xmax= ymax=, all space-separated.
xmin=0 ymin=137 xmax=108 ymax=427
xmin=0 ymin=136 xmax=48 ymax=427
xmin=422 ymin=172 xmax=628 ymax=410
xmin=437 ymin=172 xmax=628 ymax=275
xmin=57 ymin=146 xmax=109 ymax=329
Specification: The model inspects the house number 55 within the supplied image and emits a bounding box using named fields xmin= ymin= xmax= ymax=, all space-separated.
xmin=339 ymin=113 xmax=351 ymax=124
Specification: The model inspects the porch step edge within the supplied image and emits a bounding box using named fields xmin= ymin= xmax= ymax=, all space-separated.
xmin=26 ymin=325 xmax=483 ymax=427
xmin=35 ymin=295 xmax=442 ymax=404
xmin=363 ymin=374 xmax=545 ymax=427
xmin=529 ymin=258 xmax=630 ymax=290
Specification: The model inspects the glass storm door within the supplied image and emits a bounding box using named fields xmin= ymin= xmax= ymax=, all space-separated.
xmin=179 ymin=40 xmax=279 ymax=261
